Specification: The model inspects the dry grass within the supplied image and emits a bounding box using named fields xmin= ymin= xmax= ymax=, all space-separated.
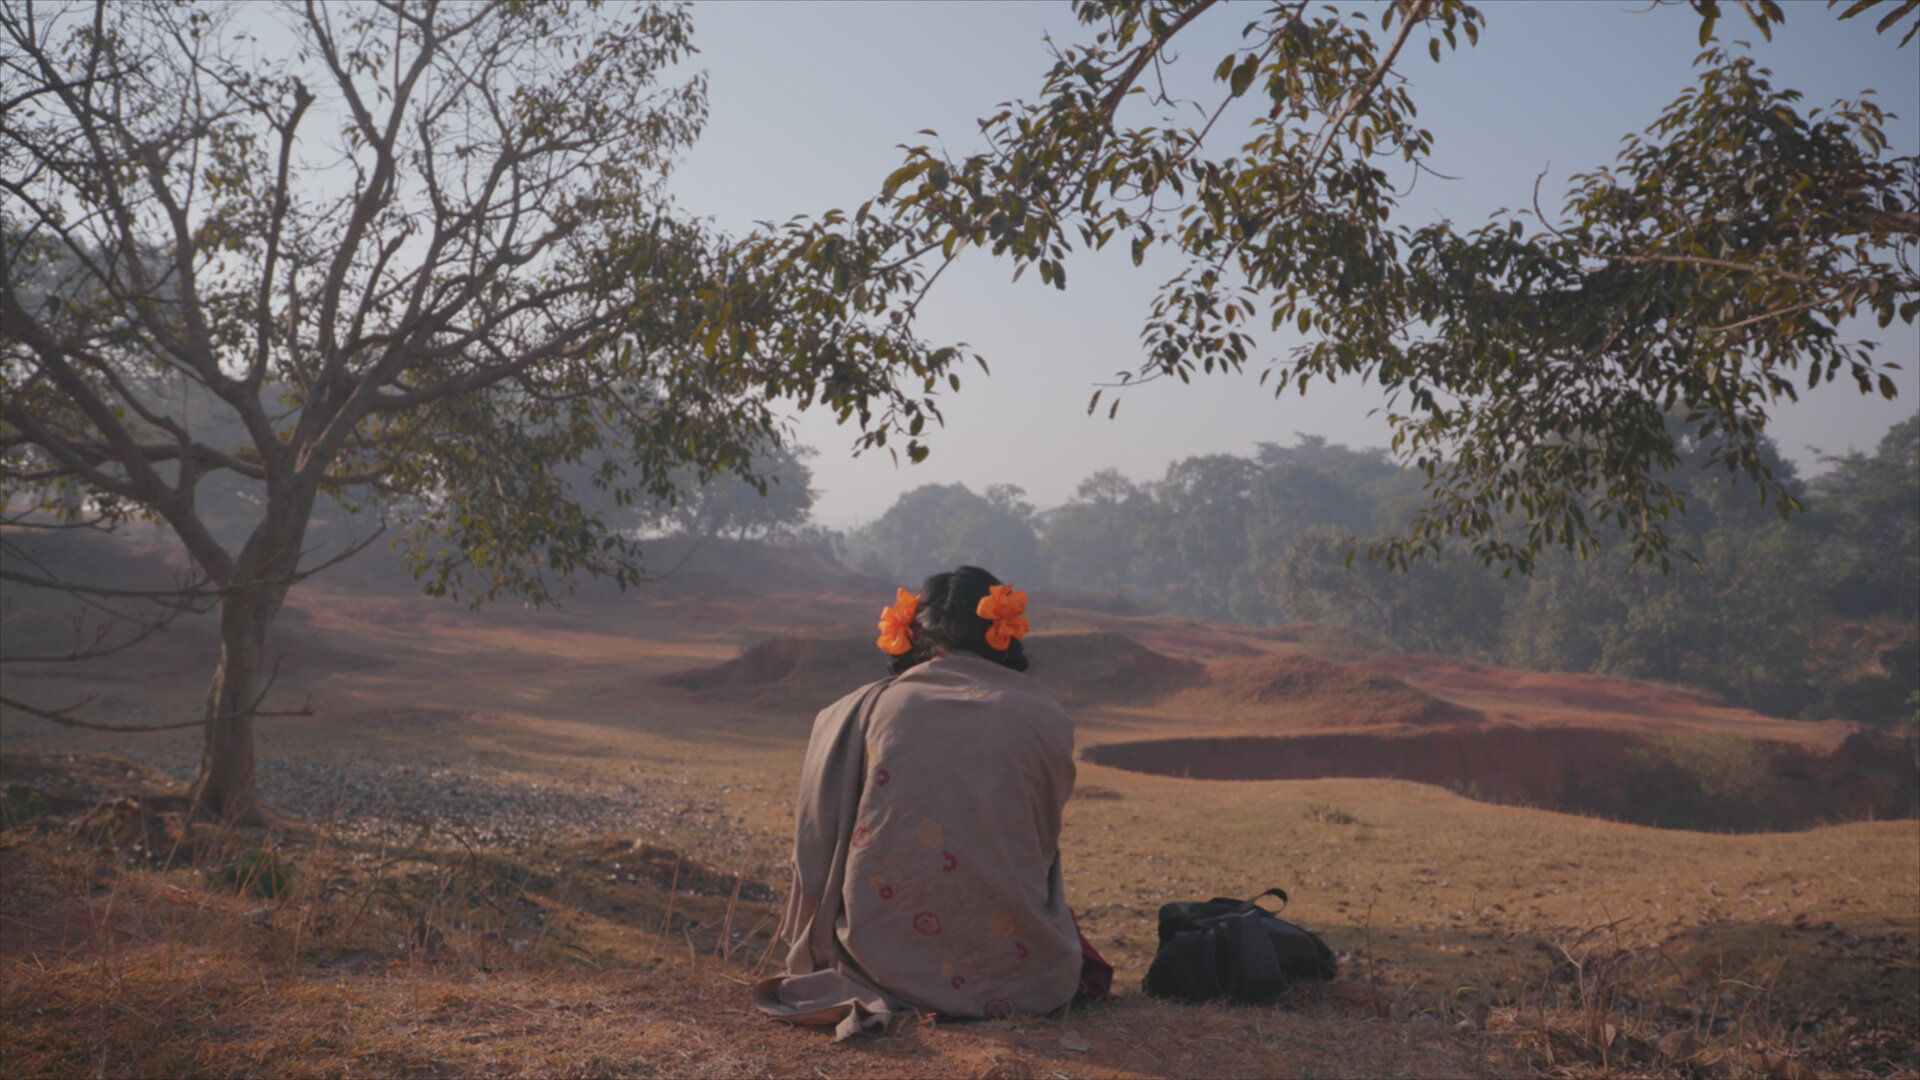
xmin=1057 ymin=767 xmax=1917 ymax=1078
xmin=6 ymin=753 xmax=1913 ymax=1077
xmin=3 ymin=541 xmax=1916 ymax=1077
xmin=0 ymin=780 xmax=1507 ymax=1079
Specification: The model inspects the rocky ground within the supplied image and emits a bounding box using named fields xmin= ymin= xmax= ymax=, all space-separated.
xmin=29 ymin=736 xmax=755 ymax=861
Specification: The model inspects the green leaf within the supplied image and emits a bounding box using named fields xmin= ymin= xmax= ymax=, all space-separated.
xmin=882 ymin=159 xmax=931 ymax=195
xmin=1229 ymin=53 xmax=1258 ymax=97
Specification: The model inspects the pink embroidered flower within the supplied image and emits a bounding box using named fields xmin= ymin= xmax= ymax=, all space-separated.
xmin=874 ymin=768 xmax=890 ymax=786
xmin=941 ymin=850 xmax=958 ymax=872
xmin=951 ymin=975 xmax=966 ymax=989
xmin=878 ymin=885 xmax=894 ymax=900
xmin=1015 ymin=941 xmax=1030 ymax=959
xmin=983 ymin=998 xmax=1012 ymax=1019
xmin=912 ymin=911 xmax=941 ymax=935
xmin=850 ymin=826 xmax=872 ymax=851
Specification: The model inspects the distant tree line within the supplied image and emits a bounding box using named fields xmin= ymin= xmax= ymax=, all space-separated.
xmin=822 ymin=416 xmax=1918 ymax=730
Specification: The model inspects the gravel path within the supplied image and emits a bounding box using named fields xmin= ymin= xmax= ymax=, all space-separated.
xmin=257 ymin=759 xmax=732 ymax=848
xmin=94 ymin=744 xmax=756 ymax=859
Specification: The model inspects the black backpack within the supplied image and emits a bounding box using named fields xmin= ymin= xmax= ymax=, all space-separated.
xmin=1142 ymin=888 xmax=1339 ymax=1003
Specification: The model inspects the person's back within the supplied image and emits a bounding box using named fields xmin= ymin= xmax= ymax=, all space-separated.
xmin=752 ymin=566 xmax=1099 ymax=1038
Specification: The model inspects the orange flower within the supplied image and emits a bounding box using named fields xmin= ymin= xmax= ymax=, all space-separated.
xmin=974 ymin=585 xmax=1029 ymax=651
xmin=876 ymin=587 xmax=919 ymax=656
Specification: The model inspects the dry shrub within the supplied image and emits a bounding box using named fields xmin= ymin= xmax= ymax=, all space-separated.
xmin=1448 ymin=912 xmax=1913 ymax=1078
xmin=1307 ymin=803 xmax=1362 ymax=825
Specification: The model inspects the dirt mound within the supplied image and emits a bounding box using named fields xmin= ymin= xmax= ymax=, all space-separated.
xmin=1026 ymin=632 xmax=1207 ymax=705
xmin=657 ymin=634 xmax=881 ymax=701
xmin=1199 ymin=654 xmax=1481 ymax=727
xmin=1250 ymin=622 xmax=1396 ymax=662
xmin=659 ymin=631 xmax=1206 ymax=708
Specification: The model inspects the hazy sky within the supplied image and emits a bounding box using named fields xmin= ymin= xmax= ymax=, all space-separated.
xmin=667 ymin=1 xmax=1920 ymax=528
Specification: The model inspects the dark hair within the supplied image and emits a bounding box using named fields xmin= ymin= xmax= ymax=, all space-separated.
xmin=887 ymin=565 xmax=1030 ymax=675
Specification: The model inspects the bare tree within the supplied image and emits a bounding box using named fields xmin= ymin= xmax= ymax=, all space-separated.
xmin=0 ymin=0 xmax=963 ymax=822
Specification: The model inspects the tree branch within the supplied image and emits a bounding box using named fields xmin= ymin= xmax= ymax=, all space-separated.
xmin=0 ymin=693 xmax=208 ymax=732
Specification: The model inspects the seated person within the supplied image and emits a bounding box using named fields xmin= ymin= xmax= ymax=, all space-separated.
xmin=752 ymin=565 xmax=1106 ymax=1038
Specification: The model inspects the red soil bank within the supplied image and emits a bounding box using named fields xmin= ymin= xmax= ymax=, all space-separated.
xmin=1081 ymin=726 xmax=1917 ymax=832
xmin=1358 ymin=654 xmax=1728 ymax=718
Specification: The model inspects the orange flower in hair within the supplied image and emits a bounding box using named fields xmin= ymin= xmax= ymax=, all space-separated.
xmin=974 ymin=585 xmax=1029 ymax=651
xmin=876 ymin=588 xmax=919 ymax=656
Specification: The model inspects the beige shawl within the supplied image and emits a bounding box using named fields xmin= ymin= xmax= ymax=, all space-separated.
xmin=751 ymin=654 xmax=1082 ymax=1039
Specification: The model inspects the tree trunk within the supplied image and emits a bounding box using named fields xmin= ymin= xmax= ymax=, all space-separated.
xmin=186 ymin=584 xmax=280 ymax=825
xmin=186 ymin=501 xmax=308 ymax=825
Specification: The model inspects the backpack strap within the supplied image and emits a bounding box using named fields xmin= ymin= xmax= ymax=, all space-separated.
xmin=1248 ymin=887 xmax=1289 ymax=913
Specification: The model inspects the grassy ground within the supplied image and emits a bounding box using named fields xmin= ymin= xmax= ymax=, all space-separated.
xmin=0 ymin=769 xmax=1506 ymax=1079
xmin=3 ymin=757 xmax=1911 ymax=1077
xmin=2 ymin=541 xmax=1915 ymax=1077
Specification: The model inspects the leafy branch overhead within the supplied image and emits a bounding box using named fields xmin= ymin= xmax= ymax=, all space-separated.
xmin=796 ymin=0 xmax=1918 ymax=572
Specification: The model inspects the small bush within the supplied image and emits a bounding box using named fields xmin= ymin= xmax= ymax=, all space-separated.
xmin=1306 ymin=802 xmax=1360 ymax=825
xmin=0 ymin=786 xmax=53 ymax=831
xmin=1623 ymin=733 xmax=1776 ymax=830
xmin=216 ymin=849 xmax=291 ymax=898
xmin=1649 ymin=733 xmax=1770 ymax=803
